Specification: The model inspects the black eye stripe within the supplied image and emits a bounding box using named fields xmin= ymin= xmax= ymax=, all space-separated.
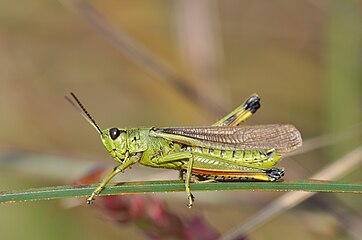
xmin=109 ymin=128 xmax=121 ymax=140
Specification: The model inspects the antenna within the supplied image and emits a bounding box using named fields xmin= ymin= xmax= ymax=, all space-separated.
xmin=66 ymin=92 xmax=103 ymax=134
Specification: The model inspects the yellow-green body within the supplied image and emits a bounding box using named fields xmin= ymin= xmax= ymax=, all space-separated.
xmin=67 ymin=93 xmax=302 ymax=207
xmin=103 ymin=127 xmax=283 ymax=181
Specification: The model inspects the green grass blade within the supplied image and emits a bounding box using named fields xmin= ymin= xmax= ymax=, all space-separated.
xmin=1 ymin=179 xmax=362 ymax=204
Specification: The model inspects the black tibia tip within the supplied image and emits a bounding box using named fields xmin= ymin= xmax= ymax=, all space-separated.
xmin=109 ymin=128 xmax=121 ymax=140
xmin=244 ymin=96 xmax=261 ymax=113
xmin=266 ymin=168 xmax=284 ymax=180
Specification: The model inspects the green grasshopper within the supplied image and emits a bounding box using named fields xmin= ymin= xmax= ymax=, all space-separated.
xmin=67 ymin=93 xmax=302 ymax=208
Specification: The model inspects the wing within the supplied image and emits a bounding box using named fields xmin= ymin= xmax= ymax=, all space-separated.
xmin=150 ymin=124 xmax=302 ymax=153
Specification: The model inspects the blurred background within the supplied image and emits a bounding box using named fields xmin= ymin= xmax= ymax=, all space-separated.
xmin=0 ymin=0 xmax=361 ymax=239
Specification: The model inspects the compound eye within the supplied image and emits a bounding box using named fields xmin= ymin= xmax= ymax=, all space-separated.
xmin=109 ymin=128 xmax=121 ymax=140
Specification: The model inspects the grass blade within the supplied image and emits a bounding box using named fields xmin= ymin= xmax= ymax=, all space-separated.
xmin=1 ymin=179 xmax=362 ymax=204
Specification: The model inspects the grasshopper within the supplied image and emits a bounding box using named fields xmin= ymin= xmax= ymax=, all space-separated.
xmin=67 ymin=93 xmax=302 ymax=208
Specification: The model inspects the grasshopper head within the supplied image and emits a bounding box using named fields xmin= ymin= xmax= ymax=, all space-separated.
xmin=66 ymin=93 xmax=128 ymax=162
xmin=101 ymin=128 xmax=128 ymax=161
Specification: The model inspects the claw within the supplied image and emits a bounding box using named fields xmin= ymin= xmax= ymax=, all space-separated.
xmin=266 ymin=168 xmax=284 ymax=181
xmin=86 ymin=195 xmax=95 ymax=204
xmin=187 ymin=193 xmax=195 ymax=208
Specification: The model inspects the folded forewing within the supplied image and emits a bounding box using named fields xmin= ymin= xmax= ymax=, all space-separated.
xmin=150 ymin=124 xmax=302 ymax=153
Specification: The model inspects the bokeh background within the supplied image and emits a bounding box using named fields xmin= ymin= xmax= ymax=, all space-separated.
xmin=0 ymin=1 xmax=361 ymax=239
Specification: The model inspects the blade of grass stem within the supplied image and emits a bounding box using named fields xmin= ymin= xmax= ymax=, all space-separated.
xmin=1 ymin=179 xmax=362 ymax=204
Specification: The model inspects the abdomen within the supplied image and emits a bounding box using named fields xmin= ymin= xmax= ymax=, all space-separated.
xmin=182 ymin=146 xmax=284 ymax=181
